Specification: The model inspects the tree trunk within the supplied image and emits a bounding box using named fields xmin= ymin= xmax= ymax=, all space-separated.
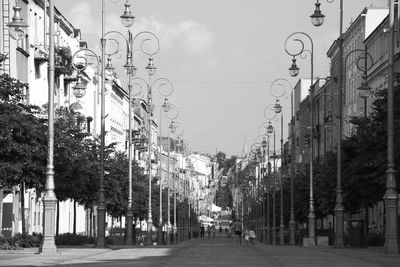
xmin=20 ymin=182 xmax=26 ymax=235
xmin=73 ymin=200 xmax=76 ymax=234
xmin=0 ymin=189 xmax=3 ymax=236
xmin=364 ymin=205 xmax=369 ymax=247
xmin=89 ymin=207 xmax=93 ymax=237
xmin=56 ymin=200 xmax=59 ymax=236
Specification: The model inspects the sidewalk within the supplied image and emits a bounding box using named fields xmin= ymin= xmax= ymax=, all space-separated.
xmin=0 ymin=245 xmax=174 ymax=266
xmin=0 ymin=238 xmax=399 ymax=266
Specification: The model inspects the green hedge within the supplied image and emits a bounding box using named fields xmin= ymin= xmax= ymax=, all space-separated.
xmin=367 ymin=232 xmax=384 ymax=246
xmin=55 ymin=233 xmax=95 ymax=246
xmin=0 ymin=233 xmax=43 ymax=250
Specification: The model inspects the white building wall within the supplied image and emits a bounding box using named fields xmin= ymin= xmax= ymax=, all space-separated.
xmin=1 ymin=0 xmax=92 ymax=237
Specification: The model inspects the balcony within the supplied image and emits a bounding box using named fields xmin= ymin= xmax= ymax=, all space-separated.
xmin=55 ymin=46 xmax=72 ymax=76
xmin=33 ymin=46 xmax=48 ymax=64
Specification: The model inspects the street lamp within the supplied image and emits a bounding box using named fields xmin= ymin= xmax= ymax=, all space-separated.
xmin=120 ymin=0 xmax=135 ymax=28
xmin=14 ymin=0 xmax=56 ymax=253
xmin=288 ymin=57 xmax=300 ymax=78
xmin=285 ymin=32 xmax=316 ymax=246
xmin=271 ymin=78 xmax=296 ymax=245
xmin=161 ymin=102 xmax=179 ymax=244
xmin=343 ymin=48 xmax=374 ymax=117
xmin=310 ymin=0 xmax=325 ymax=27
xmin=6 ymin=0 xmax=29 ymax=41
xmin=270 ymin=78 xmax=292 ymax=246
xmin=249 ymin=143 xmax=262 ymax=240
xmin=261 ymin=135 xmax=268 ymax=243
xmin=169 ymin=120 xmax=184 ymax=243
xmin=103 ymin=29 xmax=159 ymax=246
xmin=384 ymin=0 xmax=399 ymax=254
xmin=270 ymin=124 xmax=277 ymax=246
xmin=157 ymin=81 xmax=174 ymax=245
xmin=310 ymin=0 xmax=345 ymax=249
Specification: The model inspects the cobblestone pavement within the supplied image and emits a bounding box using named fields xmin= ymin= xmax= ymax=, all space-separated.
xmin=1 ymin=235 xmax=400 ymax=266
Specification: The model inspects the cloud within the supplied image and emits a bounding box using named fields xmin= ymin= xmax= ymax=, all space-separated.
xmin=67 ymin=2 xmax=99 ymax=35
xmin=132 ymin=16 xmax=214 ymax=55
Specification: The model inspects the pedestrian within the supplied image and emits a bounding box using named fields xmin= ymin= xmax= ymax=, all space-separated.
xmin=219 ymin=226 xmax=223 ymax=235
xmin=200 ymin=225 xmax=205 ymax=240
xmin=244 ymin=230 xmax=250 ymax=245
xmin=212 ymin=225 xmax=216 ymax=238
xmin=249 ymin=229 xmax=256 ymax=245
xmin=207 ymin=225 xmax=211 ymax=239
xmin=234 ymin=221 xmax=242 ymax=244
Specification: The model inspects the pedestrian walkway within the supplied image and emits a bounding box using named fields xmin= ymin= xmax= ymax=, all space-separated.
xmin=0 ymin=236 xmax=400 ymax=266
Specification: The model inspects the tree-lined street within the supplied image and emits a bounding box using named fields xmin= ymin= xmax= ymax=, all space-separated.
xmin=1 ymin=236 xmax=400 ymax=267
xmin=2 ymin=0 xmax=400 ymax=265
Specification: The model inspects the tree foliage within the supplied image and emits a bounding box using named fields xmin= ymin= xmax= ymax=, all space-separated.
xmin=0 ymin=74 xmax=47 ymax=190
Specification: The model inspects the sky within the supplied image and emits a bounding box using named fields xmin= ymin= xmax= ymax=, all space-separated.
xmin=55 ymin=0 xmax=388 ymax=156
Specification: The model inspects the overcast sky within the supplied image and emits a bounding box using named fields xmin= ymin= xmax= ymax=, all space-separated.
xmin=56 ymin=0 xmax=388 ymax=156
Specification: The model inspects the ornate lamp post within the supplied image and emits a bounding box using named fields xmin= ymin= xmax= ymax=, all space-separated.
xmin=343 ymin=49 xmax=373 ymax=117
xmin=10 ymin=0 xmax=57 ymax=253
xmin=384 ymin=0 xmax=399 ymax=253
xmin=169 ymin=120 xmax=184 ymax=243
xmin=310 ymin=0 xmax=344 ymax=248
xmin=249 ymin=143 xmax=262 ymax=239
xmin=103 ymin=29 xmax=159 ymax=245
xmin=164 ymin=104 xmax=179 ymax=244
xmin=271 ymin=78 xmax=296 ymax=245
xmin=268 ymin=122 xmax=277 ymax=246
xmin=261 ymin=135 xmax=268 ymax=243
xmin=157 ymin=82 xmax=174 ymax=244
xmin=270 ymin=79 xmax=287 ymax=246
xmin=285 ymin=32 xmax=316 ymax=246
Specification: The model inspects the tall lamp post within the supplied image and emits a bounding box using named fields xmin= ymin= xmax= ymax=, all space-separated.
xmin=262 ymin=105 xmax=278 ymax=245
xmin=310 ymin=0 xmax=345 ymax=248
xmin=271 ymin=78 xmax=296 ymax=245
xmin=267 ymin=122 xmax=277 ymax=245
xmin=164 ymin=104 xmax=179 ymax=244
xmin=170 ymin=120 xmax=184 ymax=243
xmin=270 ymin=79 xmax=287 ymax=246
xmin=105 ymin=30 xmax=160 ymax=245
xmin=384 ymin=0 xmax=399 ymax=253
xmin=285 ymin=32 xmax=316 ymax=246
xmin=157 ymin=82 xmax=174 ymax=244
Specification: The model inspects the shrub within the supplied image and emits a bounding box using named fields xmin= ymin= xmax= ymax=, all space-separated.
xmin=367 ymin=232 xmax=384 ymax=246
xmin=0 ymin=233 xmax=43 ymax=249
xmin=55 ymin=233 xmax=93 ymax=246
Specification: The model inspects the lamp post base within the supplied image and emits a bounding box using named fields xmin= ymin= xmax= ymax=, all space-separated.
xmin=40 ymin=197 xmax=58 ymax=254
xmin=166 ymin=225 xmax=172 ymax=245
xmin=272 ymin=227 xmax=277 ymax=245
xmin=147 ymin=220 xmax=153 ymax=246
xmin=384 ymin=193 xmax=399 ymax=254
xmin=334 ymin=204 xmax=345 ymax=248
xmin=126 ymin=210 xmax=133 ymax=245
xmin=289 ymin=219 xmax=296 ymax=246
xmin=173 ymin=226 xmax=178 ymax=244
xmin=157 ymin=223 xmax=163 ymax=245
xmin=279 ymin=225 xmax=285 ymax=245
xmin=96 ymin=205 xmax=106 ymax=248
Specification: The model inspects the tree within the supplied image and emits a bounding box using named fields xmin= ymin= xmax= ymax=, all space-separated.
xmin=0 ymin=74 xmax=47 ymax=234
xmin=340 ymin=88 xmax=400 ymax=215
xmin=52 ymin=107 xmax=98 ymax=234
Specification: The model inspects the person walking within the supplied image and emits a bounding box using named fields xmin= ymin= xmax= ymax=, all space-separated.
xmin=249 ymin=229 xmax=256 ymax=245
xmin=207 ymin=225 xmax=211 ymax=239
xmin=200 ymin=225 xmax=205 ymax=240
xmin=234 ymin=221 xmax=242 ymax=244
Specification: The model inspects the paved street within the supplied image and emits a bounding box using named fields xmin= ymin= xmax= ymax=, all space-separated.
xmin=1 ymin=235 xmax=400 ymax=267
